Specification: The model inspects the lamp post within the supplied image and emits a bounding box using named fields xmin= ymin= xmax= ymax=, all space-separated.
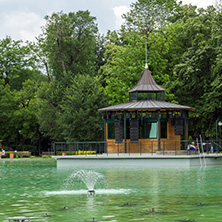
xmin=216 ymin=118 xmax=222 ymax=141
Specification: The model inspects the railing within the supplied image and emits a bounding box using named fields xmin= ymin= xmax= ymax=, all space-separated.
xmin=53 ymin=141 xmax=106 ymax=156
xmin=53 ymin=140 xmax=222 ymax=156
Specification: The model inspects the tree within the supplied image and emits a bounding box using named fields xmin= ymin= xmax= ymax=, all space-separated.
xmin=100 ymin=27 xmax=178 ymax=105
xmin=37 ymin=80 xmax=65 ymax=142
xmin=0 ymin=79 xmax=18 ymax=146
xmin=36 ymin=11 xmax=108 ymax=142
xmin=38 ymin=75 xmax=108 ymax=141
xmin=169 ymin=5 xmax=222 ymax=138
xmin=58 ymin=74 xmax=108 ymax=141
xmin=122 ymin=0 xmax=181 ymax=34
xmin=0 ymin=37 xmax=38 ymax=91
xmin=0 ymin=37 xmax=46 ymax=150
xmin=201 ymin=9 xmax=222 ymax=138
xmin=98 ymin=0 xmax=185 ymax=106
xmin=39 ymin=11 xmax=99 ymax=81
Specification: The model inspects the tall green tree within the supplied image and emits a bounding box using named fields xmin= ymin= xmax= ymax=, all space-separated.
xmin=0 ymin=37 xmax=37 ymax=90
xmin=39 ymin=10 xmax=99 ymax=81
xmin=37 ymin=11 xmax=108 ymax=142
xmin=169 ymin=5 xmax=221 ymax=138
xmin=0 ymin=37 xmax=45 ymax=150
xmin=58 ymin=74 xmax=108 ymax=141
xmin=0 ymin=79 xmax=18 ymax=146
xmin=100 ymin=0 xmax=182 ymax=105
xmin=201 ymin=9 xmax=222 ymax=138
xmin=123 ymin=0 xmax=181 ymax=34
xmin=38 ymin=75 xmax=108 ymax=142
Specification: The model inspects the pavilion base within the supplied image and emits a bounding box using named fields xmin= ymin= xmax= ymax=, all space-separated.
xmin=53 ymin=154 xmax=222 ymax=167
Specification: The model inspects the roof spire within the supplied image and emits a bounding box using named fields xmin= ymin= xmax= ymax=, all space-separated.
xmin=145 ymin=36 xmax=148 ymax=69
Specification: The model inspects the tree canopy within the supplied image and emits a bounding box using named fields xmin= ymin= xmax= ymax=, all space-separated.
xmin=0 ymin=1 xmax=222 ymax=153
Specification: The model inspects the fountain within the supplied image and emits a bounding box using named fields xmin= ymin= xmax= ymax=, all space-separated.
xmin=65 ymin=170 xmax=106 ymax=195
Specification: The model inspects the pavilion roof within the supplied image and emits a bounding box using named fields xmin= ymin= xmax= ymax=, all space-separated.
xmin=98 ymin=100 xmax=194 ymax=112
xmin=128 ymin=68 xmax=165 ymax=93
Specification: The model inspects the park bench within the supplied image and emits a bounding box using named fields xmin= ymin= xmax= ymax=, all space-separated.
xmin=42 ymin=152 xmax=54 ymax=156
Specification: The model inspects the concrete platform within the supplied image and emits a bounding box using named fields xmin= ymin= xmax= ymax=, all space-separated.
xmin=52 ymin=153 xmax=222 ymax=167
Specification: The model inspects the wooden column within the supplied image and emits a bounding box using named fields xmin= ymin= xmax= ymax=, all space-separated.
xmin=184 ymin=111 xmax=188 ymax=140
xmin=184 ymin=111 xmax=187 ymax=150
xmin=124 ymin=111 xmax=126 ymax=153
xmin=104 ymin=119 xmax=107 ymax=153
xmin=158 ymin=110 xmax=161 ymax=151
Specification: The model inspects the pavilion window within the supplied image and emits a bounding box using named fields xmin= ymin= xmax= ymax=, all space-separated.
xmin=126 ymin=120 xmax=130 ymax=139
xmin=129 ymin=93 xmax=137 ymax=101
xmin=114 ymin=119 xmax=123 ymax=142
xmin=130 ymin=119 xmax=139 ymax=142
xmin=129 ymin=92 xmax=165 ymax=101
xmin=144 ymin=122 xmax=157 ymax=139
xmin=107 ymin=120 xmax=115 ymax=139
xmin=137 ymin=92 xmax=156 ymax=100
xmin=161 ymin=121 xmax=167 ymax=139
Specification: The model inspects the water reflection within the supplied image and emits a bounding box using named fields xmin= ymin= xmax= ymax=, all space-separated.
xmin=1 ymin=161 xmax=222 ymax=221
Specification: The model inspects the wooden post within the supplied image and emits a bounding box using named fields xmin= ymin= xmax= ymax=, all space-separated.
xmin=124 ymin=111 xmax=126 ymax=153
xmin=158 ymin=111 xmax=161 ymax=151
xmin=104 ymin=119 xmax=107 ymax=153
xmin=53 ymin=142 xmax=56 ymax=155
xmin=184 ymin=111 xmax=188 ymax=150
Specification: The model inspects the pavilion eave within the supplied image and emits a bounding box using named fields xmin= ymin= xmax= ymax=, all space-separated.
xmin=98 ymin=100 xmax=194 ymax=112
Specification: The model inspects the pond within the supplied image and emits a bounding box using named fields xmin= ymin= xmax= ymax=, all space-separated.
xmin=0 ymin=160 xmax=222 ymax=222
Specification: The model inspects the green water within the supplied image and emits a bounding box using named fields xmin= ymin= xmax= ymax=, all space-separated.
xmin=0 ymin=160 xmax=222 ymax=222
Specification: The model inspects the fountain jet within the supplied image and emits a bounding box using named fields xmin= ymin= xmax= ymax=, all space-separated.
xmin=87 ymin=189 xmax=95 ymax=195
xmin=65 ymin=170 xmax=105 ymax=195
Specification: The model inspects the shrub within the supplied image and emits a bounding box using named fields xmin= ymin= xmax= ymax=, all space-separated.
xmin=41 ymin=155 xmax=52 ymax=159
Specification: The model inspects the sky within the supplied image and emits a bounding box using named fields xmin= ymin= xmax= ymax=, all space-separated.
xmin=0 ymin=0 xmax=215 ymax=42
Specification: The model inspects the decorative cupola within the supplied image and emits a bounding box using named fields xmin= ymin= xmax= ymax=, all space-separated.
xmin=128 ymin=66 xmax=165 ymax=101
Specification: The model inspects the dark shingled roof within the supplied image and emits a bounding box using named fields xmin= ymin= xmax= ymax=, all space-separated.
xmin=98 ymin=66 xmax=194 ymax=112
xmin=98 ymin=100 xmax=194 ymax=112
xmin=128 ymin=68 xmax=165 ymax=93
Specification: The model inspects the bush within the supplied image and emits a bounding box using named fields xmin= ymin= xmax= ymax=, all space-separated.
xmin=41 ymin=155 xmax=52 ymax=159
xmin=29 ymin=156 xmax=39 ymax=159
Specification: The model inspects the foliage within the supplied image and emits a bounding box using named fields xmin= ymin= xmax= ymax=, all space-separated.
xmin=169 ymin=5 xmax=222 ymax=138
xmin=100 ymin=12 xmax=180 ymax=105
xmin=1 ymin=1 xmax=222 ymax=150
xmin=0 ymin=36 xmax=46 ymax=149
xmin=36 ymin=10 xmax=109 ymax=143
xmin=39 ymin=10 xmax=99 ymax=80
xmin=38 ymin=74 xmax=108 ymax=141
xmin=0 ymin=37 xmax=38 ymax=90
xmin=122 ymin=0 xmax=181 ymax=34
xmin=41 ymin=155 xmax=52 ymax=158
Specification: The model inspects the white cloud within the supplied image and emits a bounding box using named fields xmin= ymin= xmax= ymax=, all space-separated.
xmin=182 ymin=0 xmax=214 ymax=8
xmin=113 ymin=5 xmax=130 ymax=30
xmin=0 ymin=11 xmax=45 ymax=42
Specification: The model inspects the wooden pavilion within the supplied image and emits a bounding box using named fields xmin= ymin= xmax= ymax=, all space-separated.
xmin=98 ymin=65 xmax=194 ymax=153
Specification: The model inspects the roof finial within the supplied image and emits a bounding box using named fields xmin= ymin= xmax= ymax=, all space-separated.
xmin=145 ymin=36 xmax=148 ymax=69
